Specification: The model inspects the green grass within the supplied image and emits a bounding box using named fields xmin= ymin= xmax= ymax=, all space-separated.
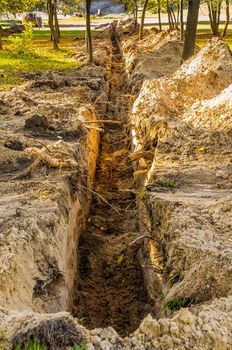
xmin=0 ymin=45 xmax=78 ymax=90
xmin=14 ymin=339 xmax=47 ymax=350
xmin=196 ymin=27 xmax=232 ymax=49
xmin=0 ymin=31 xmax=86 ymax=90
xmin=164 ymin=297 xmax=194 ymax=311
xmin=163 ymin=178 xmax=176 ymax=188
xmin=0 ymin=337 xmax=86 ymax=350
xmin=0 ymin=29 xmax=102 ymax=90
xmin=32 ymin=29 xmax=95 ymax=39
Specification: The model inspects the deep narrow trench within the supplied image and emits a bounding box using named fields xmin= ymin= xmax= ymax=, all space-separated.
xmin=72 ymin=31 xmax=151 ymax=336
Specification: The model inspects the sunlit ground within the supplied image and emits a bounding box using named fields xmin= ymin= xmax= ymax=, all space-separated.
xmin=0 ymin=23 xmax=231 ymax=91
xmin=0 ymin=30 xmax=100 ymax=90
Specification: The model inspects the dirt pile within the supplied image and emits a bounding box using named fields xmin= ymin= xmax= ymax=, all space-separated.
xmin=121 ymin=30 xmax=183 ymax=92
xmin=129 ymin=37 xmax=232 ymax=348
xmin=132 ymin=38 xmax=232 ymax=150
xmin=1 ymin=296 xmax=231 ymax=349
xmin=1 ymin=27 xmax=232 ymax=350
xmin=183 ymin=84 xmax=232 ymax=130
xmin=0 ymin=38 xmax=111 ymax=327
xmin=116 ymin=17 xmax=137 ymax=37
xmin=72 ymin=37 xmax=112 ymax=73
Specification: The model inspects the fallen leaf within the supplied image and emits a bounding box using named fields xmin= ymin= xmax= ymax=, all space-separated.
xmin=117 ymin=255 xmax=123 ymax=264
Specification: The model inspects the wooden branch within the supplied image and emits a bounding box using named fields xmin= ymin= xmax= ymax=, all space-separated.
xmin=84 ymin=119 xmax=122 ymax=125
xmin=128 ymin=234 xmax=157 ymax=247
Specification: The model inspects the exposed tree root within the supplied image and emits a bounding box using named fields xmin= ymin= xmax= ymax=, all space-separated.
xmin=25 ymin=147 xmax=78 ymax=169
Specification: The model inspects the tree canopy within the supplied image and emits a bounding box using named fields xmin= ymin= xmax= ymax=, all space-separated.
xmin=0 ymin=0 xmax=36 ymax=14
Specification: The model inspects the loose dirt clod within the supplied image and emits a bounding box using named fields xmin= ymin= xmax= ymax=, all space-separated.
xmin=11 ymin=317 xmax=83 ymax=349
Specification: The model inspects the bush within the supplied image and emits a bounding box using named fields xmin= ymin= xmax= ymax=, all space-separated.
xmin=8 ymin=23 xmax=37 ymax=57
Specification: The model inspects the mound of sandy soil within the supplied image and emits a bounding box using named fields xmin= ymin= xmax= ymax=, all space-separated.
xmin=1 ymin=29 xmax=232 ymax=350
xmin=129 ymin=37 xmax=232 ymax=348
xmin=0 ymin=296 xmax=231 ymax=349
xmin=0 ymin=39 xmax=112 ymax=325
xmin=132 ymin=38 xmax=232 ymax=149
xmin=121 ymin=30 xmax=183 ymax=92
xmin=183 ymin=84 xmax=232 ymax=130
xmin=116 ymin=17 xmax=137 ymax=37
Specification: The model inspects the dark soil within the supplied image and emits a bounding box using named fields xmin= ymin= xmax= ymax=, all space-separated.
xmin=72 ymin=32 xmax=151 ymax=336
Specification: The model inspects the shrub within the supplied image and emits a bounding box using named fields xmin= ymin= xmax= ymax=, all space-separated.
xmin=8 ymin=23 xmax=36 ymax=57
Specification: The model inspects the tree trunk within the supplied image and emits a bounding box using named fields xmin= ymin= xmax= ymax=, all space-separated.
xmin=180 ymin=0 xmax=184 ymax=40
xmin=207 ymin=0 xmax=222 ymax=36
xmin=182 ymin=0 xmax=200 ymax=60
xmin=47 ymin=0 xmax=59 ymax=49
xmin=135 ymin=4 xmax=138 ymax=27
xmin=207 ymin=0 xmax=213 ymax=32
xmin=139 ymin=0 xmax=149 ymax=40
xmin=48 ymin=1 xmax=54 ymax=40
xmin=0 ymin=26 xmax=4 ymax=50
xmin=158 ymin=0 xmax=162 ymax=31
xmin=170 ymin=5 xmax=178 ymax=28
xmin=133 ymin=3 xmax=138 ymax=27
xmin=177 ymin=4 xmax=180 ymax=27
xmin=86 ymin=0 xmax=93 ymax=63
xmin=222 ymin=0 xmax=230 ymax=37
xmin=54 ymin=0 xmax=61 ymax=40
xmin=167 ymin=1 xmax=174 ymax=29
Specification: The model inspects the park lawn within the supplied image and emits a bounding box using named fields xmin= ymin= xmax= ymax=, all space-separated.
xmin=196 ymin=27 xmax=232 ymax=49
xmin=0 ymin=30 xmax=98 ymax=90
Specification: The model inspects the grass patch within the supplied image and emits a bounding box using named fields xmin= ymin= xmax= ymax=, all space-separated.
xmin=0 ymin=29 xmax=102 ymax=90
xmin=163 ymin=178 xmax=176 ymax=188
xmin=0 ymin=45 xmax=78 ymax=90
xmin=164 ymin=297 xmax=194 ymax=311
xmin=73 ymin=345 xmax=87 ymax=350
xmin=196 ymin=27 xmax=232 ymax=49
xmin=14 ymin=338 xmax=47 ymax=350
xmin=0 ymin=32 xmax=84 ymax=90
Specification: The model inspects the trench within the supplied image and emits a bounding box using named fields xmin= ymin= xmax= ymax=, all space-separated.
xmin=72 ymin=32 xmax=153 ymax=336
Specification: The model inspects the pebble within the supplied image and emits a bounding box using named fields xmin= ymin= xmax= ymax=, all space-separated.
xmin=100 ymin=340 xmax=111 ymax=350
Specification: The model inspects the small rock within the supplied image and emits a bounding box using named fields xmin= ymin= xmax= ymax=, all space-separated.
xmin=100 ymin=340 xmax=111 ymax=350
xmin=177 ymin=309 xmax=195 ymax=325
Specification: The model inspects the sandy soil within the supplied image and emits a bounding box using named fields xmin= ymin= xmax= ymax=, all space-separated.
xmin=0 ymin=23 xmax=231 ymax=350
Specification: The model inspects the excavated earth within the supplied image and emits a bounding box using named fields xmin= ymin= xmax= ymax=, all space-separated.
xmin=0 ymin=21 xmax=232 ymax=350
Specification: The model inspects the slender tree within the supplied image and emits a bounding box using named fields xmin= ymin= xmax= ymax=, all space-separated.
xmin=157 ymin=0 xmax=162 ymax=30
xmin=47 ymin=0 xmax=59 ymax=49
xmin=54 ymin=0 xmax=61 ymax=39
xmin=182 ymin=0 xmax=200 ymax=60
xmin=122 ymin=0 xmax=139 ymax=26
xmin=134 ymin=0 xmax=138 ymax=25
xmin=86 ymin=0 xmax=93 ymax=62
xmin=207 ymin=0 xmax=222 ymax=36
xmin=139 ymin=0 xmax=149 ymax=40
xmin=179 ymin=0 xmax=184 ymax=40
xmin=222 ymin=0 xmax=230 ymax=37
